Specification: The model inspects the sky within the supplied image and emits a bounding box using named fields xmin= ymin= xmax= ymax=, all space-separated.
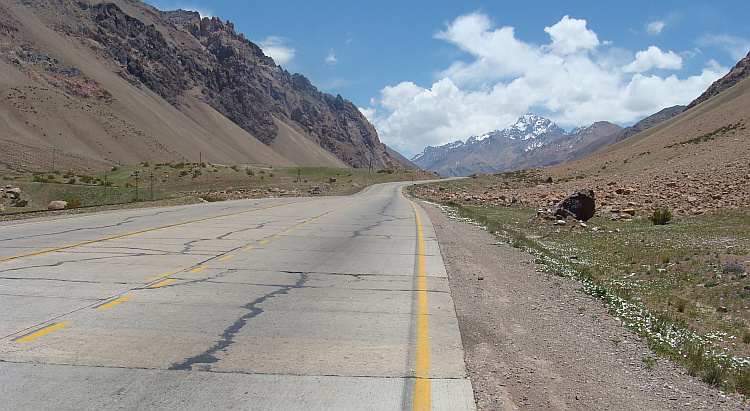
xmin=144 ymin=1 xmax=750 ymax=159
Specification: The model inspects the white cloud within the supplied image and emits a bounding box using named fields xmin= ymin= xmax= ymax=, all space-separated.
xmin=258 ymin=36 xmax=295 ymax=65
xmin=698 ymin=34 xmax=750 ymax=61
xmin=623 ymin=46 xmax=682 ymax=72
xmin=646 ymin=21 xmax=665 ymax=35
xmin=544 ymin=15 xmax=600 ymax=55
xmin=366 ymin=13 xmax=727 ymax=158
xmin=325 ymin=51 xmax=338 ymax=64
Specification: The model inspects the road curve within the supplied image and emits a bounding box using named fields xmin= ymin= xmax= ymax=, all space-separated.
xmin=0 ymin=181 xmax=474 ymax=410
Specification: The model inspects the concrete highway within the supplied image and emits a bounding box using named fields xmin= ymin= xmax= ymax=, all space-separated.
xmin=0 ymin=182 xmax=474 ymax=410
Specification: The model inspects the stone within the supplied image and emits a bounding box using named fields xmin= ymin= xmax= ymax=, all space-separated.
xmin=48 ymin=200 xmax=67 ymax=210
xmin=6 ymin=187 xmax=21 ymax=199
xmin=0 ymin=204 xmax=4 ymax=212
xmin=622 ymin=208 xmax=636 ymax=216
xmin=554 ymin=189 xmax=596 ymax=221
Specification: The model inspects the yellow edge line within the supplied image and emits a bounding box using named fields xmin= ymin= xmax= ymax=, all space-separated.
xmin=0 ymin=201 xmax=311 ymax=264
xmin=97 ymin=296 xmax=133 ymax=309
xmin=410 ymin=201 xmax=431 ymax=410
xmin=150 ymin=279 xmax=176 ymax=288
xmin=144 ymin=265 xmax=191 ymax=283
xmin=17 ymin=323 xmax=69 ymax=342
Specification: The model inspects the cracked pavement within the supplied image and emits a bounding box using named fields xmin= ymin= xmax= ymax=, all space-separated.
xmin=0 ymin=182 xmax=474 ymax=410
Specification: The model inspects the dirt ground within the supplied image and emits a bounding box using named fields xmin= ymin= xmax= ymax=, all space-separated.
xmin=420 ymin=201 xmax=747 ymax=410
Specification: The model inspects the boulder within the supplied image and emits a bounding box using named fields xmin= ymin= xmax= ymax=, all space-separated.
xmin=48 ymin=200 xmax=67 ymax=210
xmin=6 ymin=187 xmax=21 ymax=199
xmin=554 ymin=189 xmax=596 ymax=221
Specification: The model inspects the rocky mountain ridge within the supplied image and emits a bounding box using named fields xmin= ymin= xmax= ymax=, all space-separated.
xmin=411 ymin=114 xmax=621 ymax=177
xmin=0 ymin=0 xmax=406 ymax=173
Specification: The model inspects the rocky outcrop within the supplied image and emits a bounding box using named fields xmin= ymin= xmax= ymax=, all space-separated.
xmin=85 ymin=3 xmax=402 ymax=169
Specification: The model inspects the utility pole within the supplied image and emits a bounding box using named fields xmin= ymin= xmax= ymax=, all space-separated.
xmin=104 ymin=174 xmax=107 ymax=196
xmin=150 ymin=171 xmax=154 ymax=201
xmin=52 ymin=147 xmax=56 ymax=173
xmin=132 ymin=170 xmax=140 ymax=201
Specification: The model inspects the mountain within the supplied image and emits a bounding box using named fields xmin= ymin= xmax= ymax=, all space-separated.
xmin=566 ymin=105 xmax=685 ymax=161
xmin=0 ymin=0 xmax=408 ymax=173
xmin=411 ymin=114 xmax=619 ymax=177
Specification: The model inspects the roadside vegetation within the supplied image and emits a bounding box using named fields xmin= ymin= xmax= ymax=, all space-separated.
xmin=0 ymin=162 xmax=434 ymax=219
xmin=409 ymin=182 xmax=750 ymax=397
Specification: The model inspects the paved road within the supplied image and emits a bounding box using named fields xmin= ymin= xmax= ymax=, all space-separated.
xmin=0 ymin=182 xmax=474 ymax=410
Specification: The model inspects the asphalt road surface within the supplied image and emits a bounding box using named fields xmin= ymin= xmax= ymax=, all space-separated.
xmin=0 ymin=182 xmax=474 ymax=410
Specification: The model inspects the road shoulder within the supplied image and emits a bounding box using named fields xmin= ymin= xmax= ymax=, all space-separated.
xmin=420 ymin=201 xmax=745 ymax=410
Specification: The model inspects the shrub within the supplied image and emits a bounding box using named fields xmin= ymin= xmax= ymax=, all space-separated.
xmin=649 ymin=208 xmax=672 ymax=225
xmin=67 ymin=178 xmax=75 ymax=184
xmin=66 ymin=198 xmax=82 ymax=208
xmin=245 ymin=168 xmax=255 ymax=176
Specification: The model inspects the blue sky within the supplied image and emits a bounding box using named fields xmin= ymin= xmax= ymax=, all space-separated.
xmin=145 ymin=1 xmax=750 ymax=158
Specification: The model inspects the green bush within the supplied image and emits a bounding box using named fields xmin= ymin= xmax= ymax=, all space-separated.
xmin=649 ymin=208 xmax=673 ymax=225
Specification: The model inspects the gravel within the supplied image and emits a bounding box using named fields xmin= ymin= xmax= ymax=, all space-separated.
xmin=421 ymin=201 xmax=748 ymax=410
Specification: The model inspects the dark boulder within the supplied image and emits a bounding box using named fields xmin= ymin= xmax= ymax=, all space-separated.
xmin=554 ymin=189 xmax=596 ymax=221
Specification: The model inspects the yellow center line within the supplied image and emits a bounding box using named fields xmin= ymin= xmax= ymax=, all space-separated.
xmin=16 ymin=323 xmax=69 ymax=342
xmin=219 ymin=255 xmax=234 ymax=261
xmin=273 ymin=234 xmax=282 ymax=238
xmin=258 ymin=240 xmax=269 ymax=245
xmin=144 ymin=265 xmax=192 ymax=283
xmin=97 ymin=296 xmax=133 ymax=309
xmin=410 ymin=201 xmax=431 ymax=410
xmin=0 ymin=201 xmax=313 ymax=264
xmin=189 ymin=265 xmax=208 ymax=273
xmin=149 ymin=279 xmax=176 ymax=288
xmin=241 ymin=246 xmax=254 ymax=251
xmin=284 ymin=229 xmax=294 ymax=233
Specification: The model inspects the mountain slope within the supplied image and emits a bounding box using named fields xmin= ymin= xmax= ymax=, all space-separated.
xmin=0 ymin=0 xmax=404 ymax=173
xmin=566 ymin=106 xmax=685 ymax=161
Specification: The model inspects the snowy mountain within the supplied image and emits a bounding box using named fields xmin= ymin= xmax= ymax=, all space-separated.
xmin=411 ymin=114 xmax=621 ymax=177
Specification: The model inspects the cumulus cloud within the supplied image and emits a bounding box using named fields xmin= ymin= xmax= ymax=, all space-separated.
xmin=622 ymin=46 xmax=682 ymax=72
xmin=365 ymin=13 xmax=726 ymax=157
xmin=258 ymin=36 xmax=295 ymax=65
xmin=544 ymin=15 xmax=600 ymax=55
xmin=646 ymin=21 xmax=665 ymax=35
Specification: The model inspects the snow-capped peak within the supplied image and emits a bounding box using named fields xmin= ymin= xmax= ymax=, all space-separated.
xmin=499 ymin=114 xmax=565 ymax=141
